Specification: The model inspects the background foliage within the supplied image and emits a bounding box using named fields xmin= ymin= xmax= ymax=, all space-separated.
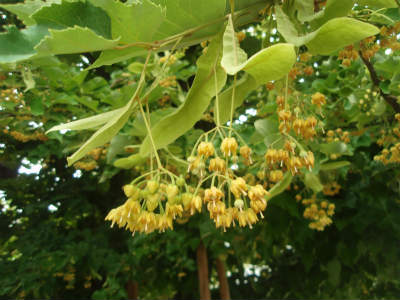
xmin=1 ymin=0 xmax=400 ymax=299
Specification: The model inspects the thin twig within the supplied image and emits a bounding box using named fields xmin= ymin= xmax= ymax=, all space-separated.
xmin=358 ymin=51 xmax=400 ymax=113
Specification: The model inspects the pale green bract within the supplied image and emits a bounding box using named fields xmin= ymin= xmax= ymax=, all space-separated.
xmin=304 ymin=172 xmax=324 ymax=193
xmin=276 ymin=6 xmax=380 ymax=54
xmin=140 ymin=33 xmax=227 ymax=156
xmin=221 ymin=15 xmax=248 ymax=75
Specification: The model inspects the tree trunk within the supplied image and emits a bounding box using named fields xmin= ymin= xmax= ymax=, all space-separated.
xmin=216 ymin=258 xmax=231 ymax=300
xmin=126 ymin=280 xmax=139 ymax=300
xmin=197 ymin=242 xmax=211 ymax=300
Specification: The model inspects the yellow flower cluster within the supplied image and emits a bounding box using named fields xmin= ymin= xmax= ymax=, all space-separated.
xmin=374 ymin=143 xmax=400 ymax=165
xmin=188 ymin=136 xmax=252 ymax=176
xmin=159 ymin=54 xmax=177 ymax=65
xmin=302 ymin=198 xmax=335 ymax=231
xmin=379 ymin=22 xmax=400 ymax=51
xmin=106 ymin=180 xmax=190 ymax=234
xmin=265 ymin=143 xmax=314 ymax=175
xmin=311 ymin=92 xmax=326 ymax=108
xmin=73 ymin=160 xmax=98 ymax=171
xmin=159 ymin=75 xmax=177 ymax=88
xmin=203 ymin=178 xmax=269 ymax=231
xmin=325 ymin=128 xmax=350 ymax=144
xmin=4 ymin=129 xmax=48 ymax=143
xmin=0 ymin=88 xmax=24 ymax=104
xmin=338 ymin=45 xmax=359 ymax=67
xmin=374 ymin=114 xmax=400 ymax=165
xmin=323 ymin=182 xmax=341 ymax=196
xmin=276 ymin=96 xmax=319 ymax=140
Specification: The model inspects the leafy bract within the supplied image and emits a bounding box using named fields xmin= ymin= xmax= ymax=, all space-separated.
xmin=221 ymin=15 xmax=248 ymax=75
xmin=221 ymin=14 xmax=296 ymax=80
xmin=114 ymin=154 xmax=147 ymax=169
xmin=46 ymin=108 xmax=125 ymax=133
xmin=140 ymin=33 xmax=227 ymax=155
xmin=66 ymin=102 xmax=137 ymax=166
xmin=216 ymin=40 xmax=295 ymax=124
xmin=242 ymin=44 xmax=296 ymax=84
xmin=306 ymin=18 xmax=380 ymax=55
xmin=358 ymin=0 xmax=398 ymax=8
xmin=276 ymin=6 xmax=380 ymax=55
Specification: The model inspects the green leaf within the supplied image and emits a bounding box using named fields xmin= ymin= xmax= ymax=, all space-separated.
xmin=294 ymin=0 xmax=315 ymax=22
xmin=132 ymin=107 xmax=176 ymax=137
xmin=357 ymin=0 xmax=398 ymax=8
xmin=22 ymin=68 xmax=35 ymax=92
xmin=319 ymin=141 xmax=353 ymax=156
xmin=106 ymin=134 xmax=135 ymax=163
xmin=221 ymin=15 xmax=248 ymax=75
xmin=306 ymin=18 xmax=379 ymax=55
xmin=326 ymin=259 xmax=341 ymax=287
xmin=128 ymin=62 xmax=145 ymax=74
xmin=314 ymin=0 xmax=355 ymax=26
xmin=30 ymin=97 xmax=44 ymax=116
xmin=0 ymin=25 xmax=48 ymax=63
xmin=91 ymin=0 xmax=165 ymax=43
xmin=34 ymin=27 xmax=120 ymax=56
xmin=0 ymin=0 xmax=61 ymax=26
xmin=304 ymin=172 xmax=323 ymax=193
xmin=114 ymin=154 xmax=147 ymax=169
xmin=276 ymin=6 xmax=317 ymax=46
xmin=90 ymin=1 xmax=265 ymax=68
xmin=32 ymin=1 xmax=112 ymax=38
xmin=46 ymin=108 xmax=124 ymax=133
xmin=140 ymin=33 xmax=227 ymax=155
xmin=320 ymin=161 xmax=351 ymax=170
xmin=266 ymin=172 xmax=293 ymax=200
xmin=254 ymin=118 xmax=279 ymax=137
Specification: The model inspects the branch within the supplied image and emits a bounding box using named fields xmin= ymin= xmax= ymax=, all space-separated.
xmin=358 ymin=51 xmax=400 ymax=113
xmin=196 ymin=242 xmax=211 ymax=300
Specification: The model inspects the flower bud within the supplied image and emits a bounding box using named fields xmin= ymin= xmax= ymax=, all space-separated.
xmin=234 ymin=199 xmax=244 ymax=210
xmin=166 ymin=184 xmax=179 ymax=201
xmin=146 ymin=180 xmax=159 ymax=194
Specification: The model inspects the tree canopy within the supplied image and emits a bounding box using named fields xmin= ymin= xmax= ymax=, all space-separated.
xmin=1 ymin=0 xmax=400 ymax=299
